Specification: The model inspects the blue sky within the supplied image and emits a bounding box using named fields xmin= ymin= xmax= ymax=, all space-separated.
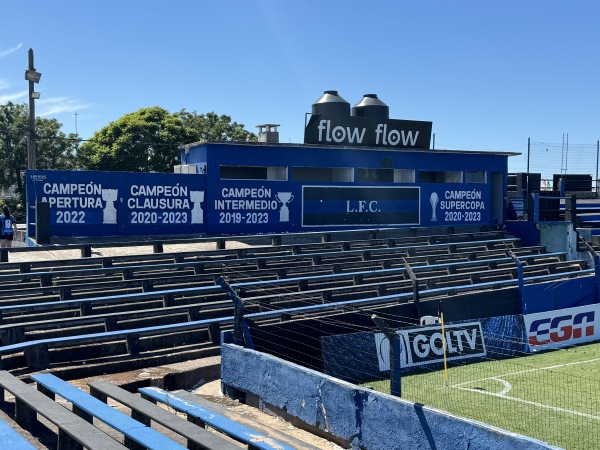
xmin=1 ymin=1 xmax=598 ymax=174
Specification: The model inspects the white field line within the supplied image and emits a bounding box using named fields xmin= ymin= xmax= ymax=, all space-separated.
xmin=445 ymin=357 xmax=600 ymax=421
xmin=492 ymin=377 xmax=512 ymax=396
xmin=452 ymin=356 xmax=600 ymax=389
xmin=457 ymin=377 xmax=600 ymax=421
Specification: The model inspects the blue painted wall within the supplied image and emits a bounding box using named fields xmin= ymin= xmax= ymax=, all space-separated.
xmin=523 ymin=277 xmax=596 ymax=314
xmin=505 ymin=220 xmax=539 ymax=246
xmin=220 ymin=340 xmax=556 ymax=450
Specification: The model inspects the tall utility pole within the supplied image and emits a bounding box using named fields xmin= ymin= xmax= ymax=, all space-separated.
xmin=25 ymin=48 xmax=41 ymax=170
xmin=527 ymin=137 xmax=530 ymax=174
xmin=596 ymin=141 xmax=600 ymax=197
xmin=561 ymin=133 xmax=569 ymax=176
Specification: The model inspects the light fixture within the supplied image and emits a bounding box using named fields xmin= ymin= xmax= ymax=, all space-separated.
xmin=31 ymin=92 xmax=41 ymax=99
xmin=25 ymin=69 xmax=42 ymax=83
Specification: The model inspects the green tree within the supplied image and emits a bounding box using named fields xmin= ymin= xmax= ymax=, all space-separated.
xmin=77 ymin=106 xmax=193 ymax=173
xmin=175 ymin=110 xmax=257 ymax=143
xmin=0 ymin=102 xmax=78 ymax=202
xmin=78 ymin=107 xmax=257 ymax=173
xmin=37 ymin=119 xmax=79 ymax=170
xmin=0 ymin=102 xmax=28 ymax=200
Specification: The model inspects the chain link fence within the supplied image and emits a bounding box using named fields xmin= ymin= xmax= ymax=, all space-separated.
xmin=509 ymin=140 xmax=600 ymax=193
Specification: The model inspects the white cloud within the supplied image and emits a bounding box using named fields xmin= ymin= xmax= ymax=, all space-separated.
xmin=0 ymin=90 xmax=27 ymax=103
xmin=0 ymin=43 xmax=23 ymax=58
xmin=38 ymin=96 xmax=91 ymax=117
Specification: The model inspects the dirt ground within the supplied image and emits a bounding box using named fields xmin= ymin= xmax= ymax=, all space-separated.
xmin=193 ymin=379 xmax=346 ymax=450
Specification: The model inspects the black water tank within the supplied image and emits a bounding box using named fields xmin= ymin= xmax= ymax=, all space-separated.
xmin=311 ymin=90 xmax=350 ymax=117
xmin=352 ymin=94 xmax=389 ymax=119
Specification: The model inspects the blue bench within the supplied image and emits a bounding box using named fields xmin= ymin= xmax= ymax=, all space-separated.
xmin=0 ymin=417 xmax=36 ymax=449
xmin=31 ymin=373 xmax=187 ymax=450
xmin=88 ymin=381 xmax=240 ymax=450
xmin=139 ymin=386 xmax=295 ymax=450
xmin=0 ymin=370 xmax=126 ymax=450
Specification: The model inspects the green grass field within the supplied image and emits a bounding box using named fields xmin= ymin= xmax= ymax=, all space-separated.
xmin=364 ymin=342 xmax=600 ymax=449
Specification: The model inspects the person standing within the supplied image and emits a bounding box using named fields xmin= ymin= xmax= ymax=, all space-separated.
xmin=0 ymin=206 xmax=17 ymax=248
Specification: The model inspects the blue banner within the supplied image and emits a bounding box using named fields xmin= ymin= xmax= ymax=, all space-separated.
xmin=208 ymin=181 xmax=491 ymax=234
xmin=302 ymin=186 xmax=420 ymax=227
xmin=420 ymin=184 xmax=490 ymax=227
xmin=27 ymin=170 xmax=207 ymax=237
xmin=27 ymin=167 xmax=493 ymax=237
xmin=207 ymin=182 xmax=295 ymax=234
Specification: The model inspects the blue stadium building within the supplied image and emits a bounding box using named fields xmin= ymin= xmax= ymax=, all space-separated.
xmin=178 ymin=91 xmax=515 ymax=236
xmin=26 ymin=91 xmax=517 ymax=238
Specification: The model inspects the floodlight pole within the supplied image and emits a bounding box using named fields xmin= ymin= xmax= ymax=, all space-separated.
xmin=27 ymin=48 xmax=37 ymax=170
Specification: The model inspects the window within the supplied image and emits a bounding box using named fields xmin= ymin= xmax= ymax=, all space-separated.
xmin=358 ymin=168 xmax=415 ymax=183
xmin=358 ymin=168 xmax=393 ymax=183
xmin=420 ymin=171 xmax=462 ymax=183
xmin=220 ymin=165 xmax=287 ymax=181
xmin=394 ymin=169 xmax=415 ymax=183
xmin=464 ymin=171 xmax=486 ymax=183
xmin=291 ymin=167 xmax=354 ymax=182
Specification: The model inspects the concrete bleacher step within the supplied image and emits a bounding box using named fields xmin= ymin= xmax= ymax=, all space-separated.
xmin=171 ymin=389 xmax=326 ymax=450
xmin=2 ymin=225 xmax=589 ymax=378
xmin=0 ymin=226 xmax=506 ymax=264
xmin=0 ymin=324 xmax=226 ymax=376
xmin=573 ymin=199 xmax=600 ymax=240
xmin=0 ymin=243 xmax=585 ymax=356
xmin=579 ymin=227 xmax=600 ymax=236
xmin=0 ymin=301 xmax=231 ymax=345
xmin=32 ymin=372 xmax=291 ymax=450
xmin=88 ymin=381 xmax=241 ymax=450
xmin=0 ymin=237 xmax=520 ymax=291
xmin=89 ymin=381 xmax=324 ymax=450
xmin=581 ymin=229 xmax=600 ymax=242
xmin=579 ymin=212 xmax=600 ymax=222
xmin=1 ymin=224 xmax=595 ymax=449
xmin=573 ymin=200 xmax=600 ymax=210
xmin=139 ymin=386 xmax=299 ymax=450
xmin=0 ymin=239 xmax=537 ymax=309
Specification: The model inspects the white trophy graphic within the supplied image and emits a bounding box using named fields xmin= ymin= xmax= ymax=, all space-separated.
xmin=190 ymin=190 xmax=204 ymax=224
xmin=275 ymin=192 xmax=294 ymax=222
xmin=101 ymin=189 xmax=118 ymax=224
xmin=429 ymin=192 xmax=439 ymax=222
